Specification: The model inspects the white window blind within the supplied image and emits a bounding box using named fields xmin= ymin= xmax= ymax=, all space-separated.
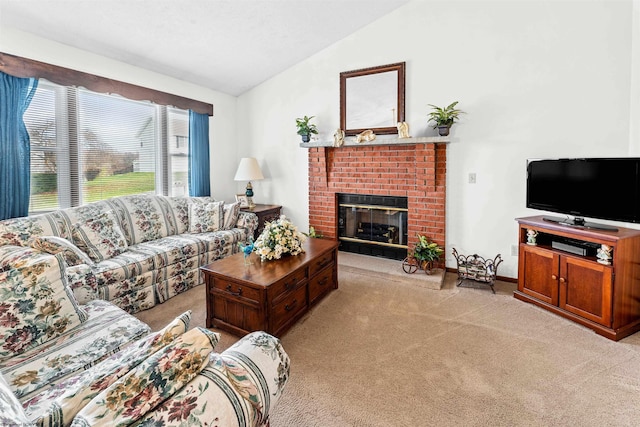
xmin=24 ymin=80 xmax=190 ymax=213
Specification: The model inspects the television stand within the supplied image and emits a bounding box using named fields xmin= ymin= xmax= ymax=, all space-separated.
xmin=541 ymin=215 xmax=619 ymax=232
xmin=516 ymin=215 xmax=640 ymax=341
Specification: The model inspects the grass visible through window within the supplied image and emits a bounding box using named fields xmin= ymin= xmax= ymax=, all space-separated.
xmin=30 ymin=172 xmax=155 ymax=212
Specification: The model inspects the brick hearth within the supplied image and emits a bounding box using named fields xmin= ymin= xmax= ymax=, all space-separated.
xmin=308 ymin=142 xmax=446 ymax=252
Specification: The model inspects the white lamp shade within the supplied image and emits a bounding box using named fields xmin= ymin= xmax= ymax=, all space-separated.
xmin=234 ymin=157 xmax=264 ymax=181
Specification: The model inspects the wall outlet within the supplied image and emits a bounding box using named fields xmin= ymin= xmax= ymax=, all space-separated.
xmin=511 ymin=244 xmax=519 ymax=256
xmin=468 ymin=173 xmax=476 ymax=184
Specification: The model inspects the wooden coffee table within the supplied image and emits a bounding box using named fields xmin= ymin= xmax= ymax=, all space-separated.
xmin=201 ymin=238 xmax=339 ymax=337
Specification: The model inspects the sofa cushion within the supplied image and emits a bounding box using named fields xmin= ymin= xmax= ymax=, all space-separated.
xmin=0 ymin=299 xmax=150 ymax=400
xmin=29 ymin=235 xmax=95 ymax=266
xmin=24 ymin=311 xmax=192 ymax=426
xmin=189 ymin=200 xmax=224 ymax=233
xmin=107 ymin=194 xmax=174 ymax=245
xmin=0 ymin=210 xmax=70 ymax=247
xmin=71 ymin=210 xmax=128 ymax=263
xmin=73 ymin=327 xmax=220 ymax=426
xmin=155 ymin=196 xmax=191 ymax=235
xmin=0 ymin=372 xmax=32 ymax=426
xmin=223 ymin=201 xmax=241 ymax=230
xmin=0 ymin=246 xmax=88 ymax=362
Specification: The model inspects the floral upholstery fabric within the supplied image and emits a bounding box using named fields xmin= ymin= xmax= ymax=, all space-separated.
xmin=135 ymin=331 xmax=290 ymax=427
xmin=0 ymin=195 xmax=258 ymax=314
xmin=189 ymin=199 xmax=224 ymax=233
xmin=0 ymin=210 xmax=70 ymax=247
xmin=71 ymin=210 xmax=128 ymax=263
xmin=223 ymin=201 xmax=242 ymax=230
xmin=0 ymin=246 xmax=88 ymax=362
xmin=0 ymin=300 xmax=150 ymax=400
xmin=72 ymin=327 xmax=220 ymax=426
xmin=28 ymin=235 xmax=95 ymax=266
xmin=0 ymin=372 xmax=32 ymax=426
xmin=108 ymin=194 xmax=172 ymax=245
xmin=24 ymin=311 xmax=192 ymax=427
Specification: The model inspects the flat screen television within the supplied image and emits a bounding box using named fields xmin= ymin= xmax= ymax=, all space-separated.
xmin=526 ymin=158 xmax=640 ymax=230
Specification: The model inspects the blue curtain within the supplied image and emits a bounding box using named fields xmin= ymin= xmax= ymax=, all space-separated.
xmin=0 ymin=72 xmax=38 ymax=220
xmin=188 ymin=110 xmax=211 ymax=197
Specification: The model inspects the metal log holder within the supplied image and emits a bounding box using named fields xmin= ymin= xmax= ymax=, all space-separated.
xmin=452 ymin=248 xmax=503 ymax=293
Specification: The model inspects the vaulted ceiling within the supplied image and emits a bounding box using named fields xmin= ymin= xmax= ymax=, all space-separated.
xmin=0 ymin=0 xmax=409 ymax=96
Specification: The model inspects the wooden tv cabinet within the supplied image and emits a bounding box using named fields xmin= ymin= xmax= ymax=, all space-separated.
xmin=515 ymin=216 xmax=640 ymax=341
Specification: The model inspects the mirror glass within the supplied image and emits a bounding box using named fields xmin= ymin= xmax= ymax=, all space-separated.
xmin=340 ymin=62 xmax=405 ymax=136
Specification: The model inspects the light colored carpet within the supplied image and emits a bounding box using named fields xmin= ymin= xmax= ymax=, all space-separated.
xmin=135 ymin=253 xmax=640 ymax=427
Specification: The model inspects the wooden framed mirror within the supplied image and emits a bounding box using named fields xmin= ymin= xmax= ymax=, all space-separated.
xmin=340 ymin=62 xmax=406 ymax=136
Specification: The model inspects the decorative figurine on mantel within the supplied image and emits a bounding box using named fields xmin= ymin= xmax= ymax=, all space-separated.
xmin=333 ymin=128 xmax=345 ymax=147
xmin=596 ymin=244 xmax=613 ymax=265
xmin=356 ymin=129 xmax=376 ymax=143
xmin=526 ymin=229 xmax=538 ymax=245
xmin=397 ymin=121 xmax=410 ymax=138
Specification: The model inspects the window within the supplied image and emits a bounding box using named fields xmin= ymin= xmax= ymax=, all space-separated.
xmin=24 ymin=80 xmax=190 ymax=213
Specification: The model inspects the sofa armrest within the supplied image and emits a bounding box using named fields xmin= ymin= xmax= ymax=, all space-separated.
xmin=237 ymin=211 xmax=259 ymax=240
xmin=133 ymin=331 xmax=290 ymax=427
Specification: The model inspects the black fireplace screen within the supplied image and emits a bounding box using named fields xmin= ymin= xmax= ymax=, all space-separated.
xmin=337 ymin=194 xmax=408 ymax=260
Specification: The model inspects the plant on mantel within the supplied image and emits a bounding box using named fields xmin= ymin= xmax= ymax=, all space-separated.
xmin=295 ymin=115 xmax=318 ymax=143
xmin=427 ymin=101 xmax=464 ymax=136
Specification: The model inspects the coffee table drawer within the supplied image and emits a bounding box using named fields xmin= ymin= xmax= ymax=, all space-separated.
xmin=211 ymin=278 xmax=262 ymax=303
xmin=269 ymin=269 xmax=307 ymax=304
xmin=271 ymin=284 xmax=307 ymax=334
xmin=309 ymin=250 xmax=335 ymax=277
xmin=309 ymin=265 xmax=334 ymax=305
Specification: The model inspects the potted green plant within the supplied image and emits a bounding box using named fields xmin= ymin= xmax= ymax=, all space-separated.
xmin=412 ymin=234 xmax=444 ymax=274
xmin=296 ymin=115 xmax=319 ymax=143
xmin=427 ymin=101 xmax=463 ymax=136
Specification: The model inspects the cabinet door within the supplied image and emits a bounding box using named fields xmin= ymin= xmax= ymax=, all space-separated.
xmin=519 ymin=244 xmax=559 ymax=305
xmin=559 ymin=256 xmax=613 ymax=326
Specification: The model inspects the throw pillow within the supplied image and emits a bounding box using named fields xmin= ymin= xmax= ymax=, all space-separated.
xmin=222 ymin=201 xmax=241 ymax=230
xmin=0 ymin=247 xmax=88 ymax=361
xmin=73 ymin=327 xmax=220 ymax=426
xmin=29 ymin=235 xmax=95 ymax=266
xmin=71 ymin=210 xmax=128 ymax=263
xmin=189 ymin=200 xmax=224 ymax=233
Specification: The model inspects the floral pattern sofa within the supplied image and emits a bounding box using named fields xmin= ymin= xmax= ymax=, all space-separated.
xmin=0 ymin=194 xmax=258 ymax=313
xmin=0 ymin=244 xmax=290 ymax=426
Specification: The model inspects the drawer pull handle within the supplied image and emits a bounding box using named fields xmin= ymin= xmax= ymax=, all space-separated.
xmin=285 ymin=280 xmax=296 ymax=290
xmin=559 ymin=277 xmax=566 ymax=284
xmin=316 ymin=259 xmax=331 ymax=269
xmin=285 ymin=299 xmax=298 ymax=312
xmin=551 ymin=274 xmax=557 ymax=280
xmin=318 ymin=277 xmax=329 ymax=286
xmin=226 ymin=285 xmax=243 ymax=296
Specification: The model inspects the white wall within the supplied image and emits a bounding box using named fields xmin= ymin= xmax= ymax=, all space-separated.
xmin=238 ymin=0 xmax=635 ymax=278
xmin=0 ymin=27 xmax=240 ymax=203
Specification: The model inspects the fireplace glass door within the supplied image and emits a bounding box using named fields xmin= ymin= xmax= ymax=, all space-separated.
xmin=338 ymin=194 xmax=408 ymax=260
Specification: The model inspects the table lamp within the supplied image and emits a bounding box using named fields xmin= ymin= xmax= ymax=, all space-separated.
xmin=234 ymin=157 xmax=264 ymax=208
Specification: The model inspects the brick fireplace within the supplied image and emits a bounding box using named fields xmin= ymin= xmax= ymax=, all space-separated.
xmin=307 ymin=141 xmax=446 ymax=258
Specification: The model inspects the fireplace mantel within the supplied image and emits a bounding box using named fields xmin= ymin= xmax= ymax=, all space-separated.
xmin=299 ymin=135 xmax=449 ymax=148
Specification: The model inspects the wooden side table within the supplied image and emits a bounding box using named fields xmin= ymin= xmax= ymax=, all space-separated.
xmin=241 ymin=204 xmax=282 ymax=239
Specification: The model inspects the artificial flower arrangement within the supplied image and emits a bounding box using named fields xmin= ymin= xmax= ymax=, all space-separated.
xmin=253 ymin=215 xmax=307 ymax=261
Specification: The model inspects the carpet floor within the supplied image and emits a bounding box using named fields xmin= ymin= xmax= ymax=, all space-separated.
xmin=135 ymin=254 xmax=640 ymax=427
